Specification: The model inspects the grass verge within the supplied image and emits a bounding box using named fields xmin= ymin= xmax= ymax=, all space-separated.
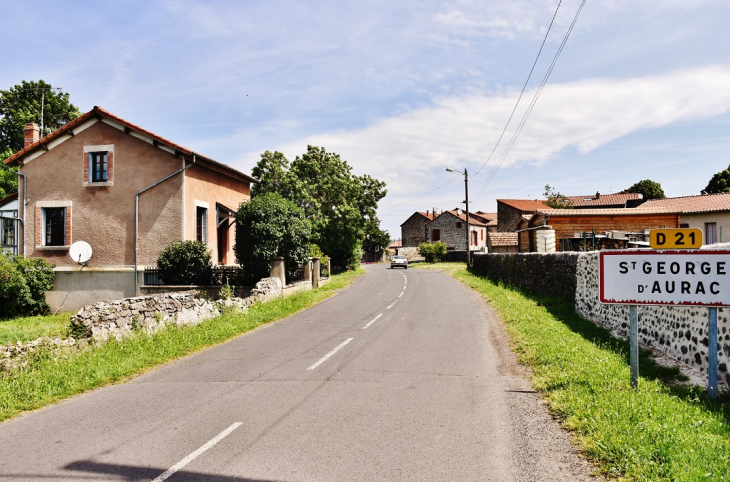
xmin=450 ymin=267 xmax=730 ymax=481
xmin=0 ymin=313 xmax=71 ymax=345
xmin=0 ymin=268 xmax=363 ymax=423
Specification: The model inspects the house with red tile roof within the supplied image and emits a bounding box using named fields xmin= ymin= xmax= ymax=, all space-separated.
xmin=642 ymin=193 xmax=730 ymax=244
xmin=4 ymin=106 xmax=257 ymax=311
xmin=426 ymin=209 xmax=488 ymax=251
xmin=486 ymin=232 xmax=518 ymax=253
xmin=400 ymin=210 xmax=437 ymax=247
xmin=497 ymin=199 xmax=548 ymax=232
xmin=566 ymin=192 xmax=643 ymax=209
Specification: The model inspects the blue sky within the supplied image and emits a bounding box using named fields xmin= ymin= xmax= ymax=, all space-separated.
xmin=3 ymin=0 xmax=730 ymax=238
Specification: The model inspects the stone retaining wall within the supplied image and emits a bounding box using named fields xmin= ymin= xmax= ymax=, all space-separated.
xmin=470 ymin=251 xmax=730 ymax=386
xmin=471 ymin=252 xmax=580 ymax=303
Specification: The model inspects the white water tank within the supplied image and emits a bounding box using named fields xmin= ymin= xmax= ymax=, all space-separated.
xmin=535 ymin=229 xmax=556 ymax=253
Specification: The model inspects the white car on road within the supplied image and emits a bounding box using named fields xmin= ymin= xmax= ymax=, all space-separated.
xmin=390 ymin=255 xmax=408 ymax=269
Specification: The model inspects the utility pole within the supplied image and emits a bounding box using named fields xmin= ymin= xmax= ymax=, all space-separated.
xmin=446 ymin=167 xmax=471 ymax=266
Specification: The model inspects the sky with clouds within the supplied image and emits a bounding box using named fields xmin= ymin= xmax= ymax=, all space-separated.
xmin=3 ymin=0 xmax=730 ymax=238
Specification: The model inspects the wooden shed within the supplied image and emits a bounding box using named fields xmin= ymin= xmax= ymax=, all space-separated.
xmin=519 ymin=208 xmax=680 ymax=252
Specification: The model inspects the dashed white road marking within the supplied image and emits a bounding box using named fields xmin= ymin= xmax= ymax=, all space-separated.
xmin=363 ymin=313 xmax=383 ymax=330
xmin=152 ymin=422 xmax=242 ymax=482
xmin=387 ymin=301 xmax=397 ymax=310
xmin=398 ymin=291 xmax=404 ymax=298
xmin=307 ymin=338 xmax=354 ymax=370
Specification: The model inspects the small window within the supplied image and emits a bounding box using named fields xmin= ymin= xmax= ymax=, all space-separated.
xmin=481 ymin=230 xmax=484 ymax=241
xmin=196 ymin=207 xmax=207 ymax=243
xmin=705 ymin=222 xmax=717 ymax=245
xmin=43 ymin=207 xmax=66 ymax=246
xmin=431 ymin=229 xmax=441 ymax=242
xmin=456 ymin=221 xmax=462 ymax=229
xmin=2 ymin=218 xmax=15 ymax=249
xmin=90 ymin=152 xmax=108 ymax=182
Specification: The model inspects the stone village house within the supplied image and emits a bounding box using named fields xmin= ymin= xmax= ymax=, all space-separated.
xmin=4 ymin=106 xmax=257 ymax=312
xmin=426 ymin=209 xmax=488 ymax=252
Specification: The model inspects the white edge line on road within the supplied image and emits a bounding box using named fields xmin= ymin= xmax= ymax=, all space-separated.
xmin=398 ymin=291 xmax=404 ymax=298
xmin=362 ymin=313 xmax=383 ymax=330
xmin=386 ymin=301 xmax=397 ymax=309
xmin=306 ymin=338 xmax=354 ymax=370
xmin=152 ymin=422 xmax=243 ymax=482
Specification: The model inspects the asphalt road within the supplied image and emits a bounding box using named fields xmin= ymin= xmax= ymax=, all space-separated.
xmin=0 ymin=264 xmax=596 ymax=481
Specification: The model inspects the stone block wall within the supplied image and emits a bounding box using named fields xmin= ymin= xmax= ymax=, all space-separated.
xmin=471 ymin=252 xmax=580 ymax=303
xmin=470 ymin=251 xmax=730 ymax=385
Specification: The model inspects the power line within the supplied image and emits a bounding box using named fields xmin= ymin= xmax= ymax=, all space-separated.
xmin=473 ymin=0 xmax=587 ymax=201
xmin=473 ymin=0 xmax=563 ymax=177
xmin=381 ymin=1 xmax=567 ymax=213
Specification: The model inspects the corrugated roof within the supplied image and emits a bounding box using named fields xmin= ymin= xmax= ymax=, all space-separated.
xmin=566 ymin=192 xmax=642 ymax=207
xmin=641 ymin=193 xmax=730 ymax=214
xmin=4 ymin=106 xmax=258 ymax=183
xmin=498 ymin=199 xmax=548 ymax=211
xmin=489 ymin=232 xmax=518 ymax=246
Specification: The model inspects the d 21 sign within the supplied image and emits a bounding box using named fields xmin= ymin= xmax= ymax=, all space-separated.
xmin=599 ymin=250 xmax=730 ymax=306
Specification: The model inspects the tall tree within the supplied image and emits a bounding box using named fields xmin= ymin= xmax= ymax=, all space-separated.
xmin=235 ymin=192 xmax=312 ymax=283
xmin=0 ymin=80 xmax=81 ymax=195
xmin=701 ymin=165 xmax=730 ymax=195
xmin=626 ymin=179 xmax=666 ymax=200
xmin=251 ymin=146 xmax=387 ymax=271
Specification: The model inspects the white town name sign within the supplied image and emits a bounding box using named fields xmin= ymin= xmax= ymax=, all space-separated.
xmin=599 ymin=250 xmax=730 ymax=307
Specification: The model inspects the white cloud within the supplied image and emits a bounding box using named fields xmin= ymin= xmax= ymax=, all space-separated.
xmin=245 ymin=66 xmax=730 ymax=197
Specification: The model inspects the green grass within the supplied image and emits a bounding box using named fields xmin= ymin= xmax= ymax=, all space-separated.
xmin=451 ymin=267 xmax=730 ymax=480
xmin=410 ymin=261 xmax=466 ymax=270
xmin=0 ymin=313 xmax=71 ymax=344
xmin=0 ymin=268 xmax=363 ymax=423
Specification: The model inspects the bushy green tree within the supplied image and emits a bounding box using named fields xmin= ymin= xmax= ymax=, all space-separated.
xmin=418 ymin=241 xmax=447 ymax=263
xmin=235 ymin=192 xmax=312 ymax=283
xmin=251 ymin=146 xmax=387 ymax=271
xmin=543 ymin=184 xmax=573 ymax=209
xmin=363 ymin=217 xmax=391 ymax=259
xmin=157 ymin=240 xmax=213 ymax=285
xmin=0 ymin=253 xmax=54 ymax=319
xmin=0 ymin=80 xmax=81 ymax=195
xmin=0 ymin=80 xmax=81 ymax=152
xmin=627 ymin=179 xmax=666 ymax=200
xmin=701 ymin=165 xmax=730 ymax=195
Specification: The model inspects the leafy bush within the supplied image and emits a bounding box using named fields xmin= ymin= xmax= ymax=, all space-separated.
xmin=0 ymin=253 xmax=54 ymax=319
xmin=235 ymin=192 xmax=312 ymax=283
xmin=157 ymin=241 xmax=213 ymax=285
xmin=418 ymin=241 xmax=447 ymax=263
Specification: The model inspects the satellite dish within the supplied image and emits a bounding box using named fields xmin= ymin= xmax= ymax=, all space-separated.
xmin=69 ymin=241 xmax=92 ymax=264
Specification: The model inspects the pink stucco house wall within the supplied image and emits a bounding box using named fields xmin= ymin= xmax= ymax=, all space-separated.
xmin=4 ymin=106 xmax=257 ymax=311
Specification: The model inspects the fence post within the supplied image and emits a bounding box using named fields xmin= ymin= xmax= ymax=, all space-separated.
xmin=270 ymin=257 xmax=286 ymax=287
xmin=312 ymin=257 xmax=321 ymax=288
xmin=303 ymin=258 xmax=312 ymax=284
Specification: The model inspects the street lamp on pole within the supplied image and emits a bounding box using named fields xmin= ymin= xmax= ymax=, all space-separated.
xmin=446 ymin=167 xmax=470 ymax=266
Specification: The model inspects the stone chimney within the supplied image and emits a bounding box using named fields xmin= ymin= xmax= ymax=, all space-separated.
xmin=595 ymin=191 xmax=601 ymax=200
xmin=24 ymin=123 xmax=40 ymax=148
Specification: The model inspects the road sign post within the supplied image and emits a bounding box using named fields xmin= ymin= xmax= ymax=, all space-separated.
xmin=599 ymin=247 xmax=730 ymax=400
